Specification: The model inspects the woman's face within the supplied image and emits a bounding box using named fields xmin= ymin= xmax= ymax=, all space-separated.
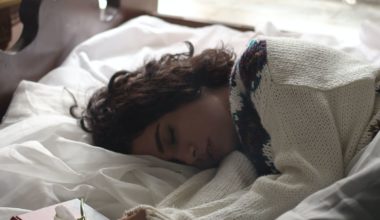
xmin=131 ymin=86 xmax=239 ymax=169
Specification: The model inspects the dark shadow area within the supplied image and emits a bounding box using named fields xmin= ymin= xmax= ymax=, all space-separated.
xmin=0 ymin=0 xmax=124 ymax=122
xmin=9 ymin=0 xmax=42 ymax=51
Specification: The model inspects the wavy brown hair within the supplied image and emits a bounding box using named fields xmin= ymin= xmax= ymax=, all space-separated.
xmin=79 ymin=42 xmax=235 ymax=154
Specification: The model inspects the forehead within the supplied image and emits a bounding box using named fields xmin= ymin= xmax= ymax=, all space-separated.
xmin=166 ymin=93 xmax=209 ymax=117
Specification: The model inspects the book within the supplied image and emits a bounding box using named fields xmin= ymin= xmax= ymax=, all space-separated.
xmin=10 ymin=199 xmax=110 ymax=220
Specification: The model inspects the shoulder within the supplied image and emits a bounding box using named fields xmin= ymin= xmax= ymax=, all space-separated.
xmin=233 ymin=37 xmax=377 ymax=91
xmin=264 ymin=37 xmax=377 ymax=90
xmin=230 ymin=38 xmax=269 ymax=93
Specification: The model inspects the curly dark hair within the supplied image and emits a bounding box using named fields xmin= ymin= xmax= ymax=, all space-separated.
xmin=78 ymin=42 xmax=236 ymax=154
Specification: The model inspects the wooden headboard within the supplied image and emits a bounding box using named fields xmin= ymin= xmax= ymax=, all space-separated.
xmin=0 ymin=0 xmax=254 ymax=123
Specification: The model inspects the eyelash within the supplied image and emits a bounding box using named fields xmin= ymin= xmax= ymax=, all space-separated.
xmin=168 ymin=125 xmax=176 ymax=146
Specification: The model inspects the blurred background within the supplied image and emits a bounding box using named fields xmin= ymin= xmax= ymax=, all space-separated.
xmin=1 ymin=0 xmax=380 ymax=50
xmin=158 ymin=0 xmax=380 ymax=40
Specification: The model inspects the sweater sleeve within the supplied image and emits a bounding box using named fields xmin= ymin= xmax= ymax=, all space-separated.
xmin=192 ymin=39 xmax=346 ymax=219
xmin=219 ymin=37 xmax=376 ymax=219
xmin=206 ymin=37 xmax=374 ymax=219
xmin=216 ymin=86 xmax=346 ymax=219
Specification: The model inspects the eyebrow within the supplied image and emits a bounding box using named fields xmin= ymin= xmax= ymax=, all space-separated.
xmin=155 ymin=123 xmax=164 ymax=153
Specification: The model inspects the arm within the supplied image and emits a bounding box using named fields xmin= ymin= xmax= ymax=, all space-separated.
xmin=213 ymin=37 xmax=375 ymax=219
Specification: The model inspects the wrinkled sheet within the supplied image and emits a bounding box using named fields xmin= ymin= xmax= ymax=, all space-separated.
xmin=0 ymin=80 xmax=198 ymax=220
xmin=0 ymin=16 xmax=254 ymax=220
xmin=1 ymin=15 xmax=380 ymax=220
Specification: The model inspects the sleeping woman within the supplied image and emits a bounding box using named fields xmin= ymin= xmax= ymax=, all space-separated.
xmin=77 ymin=37 xmax=380 ymax=220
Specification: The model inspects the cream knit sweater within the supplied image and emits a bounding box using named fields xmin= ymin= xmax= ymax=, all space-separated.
xmin=123 ymin=37 xmax=380 ymax=220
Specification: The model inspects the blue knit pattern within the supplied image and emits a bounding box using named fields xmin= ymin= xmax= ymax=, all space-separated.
xmin=230 ymin=39 xmax=279 ymax=176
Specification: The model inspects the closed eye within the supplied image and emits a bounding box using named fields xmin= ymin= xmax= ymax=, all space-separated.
xmin=155 ymin=123 xmax=164 ymax=153
xmin=168 ymin=125 xmax=177 ymax=146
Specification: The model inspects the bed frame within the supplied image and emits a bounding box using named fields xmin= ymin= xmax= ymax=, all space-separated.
xmin=0 ymin=0 xmax=254 ymax=123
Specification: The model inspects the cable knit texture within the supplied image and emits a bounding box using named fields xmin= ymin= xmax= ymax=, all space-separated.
xmin=124 ymin=37 xmax=380 ymax=220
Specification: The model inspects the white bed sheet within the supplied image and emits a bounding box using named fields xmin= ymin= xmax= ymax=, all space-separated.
xmin=1 ymin=15 xmax=380 ymax=220
xmin=0 ymin=80 xmax=198 ymax=220
xmin=0 ymin=16 xmax=255 ymax=220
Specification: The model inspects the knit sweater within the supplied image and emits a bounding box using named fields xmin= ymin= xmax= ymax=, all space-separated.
xmin=123 ymin=37 xmax=380 ymax=220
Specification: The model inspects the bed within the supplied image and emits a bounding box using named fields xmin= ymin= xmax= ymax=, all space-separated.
xmin=1 ymin=0 xmax=380 ymax=219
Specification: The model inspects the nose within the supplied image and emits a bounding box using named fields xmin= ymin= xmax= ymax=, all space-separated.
xmin=177 ymin=144 xmax=198 ymax=165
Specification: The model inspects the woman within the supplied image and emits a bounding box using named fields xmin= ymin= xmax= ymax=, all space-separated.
xmin=79 ymin=38 xmax=380 ymax=220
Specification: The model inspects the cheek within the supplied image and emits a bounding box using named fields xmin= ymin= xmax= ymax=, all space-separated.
xmin=131 ymin=136 xmax=149 ymax=155
xmin=204 ymin=103 xmax=231 ymax=127
xmin=130 ymin=124 xmax=157 ymax=156
xmin=205 ymin=104 xmax=237 ymax=147
xmin=190 ymin=104 xmax=233 ymax=139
